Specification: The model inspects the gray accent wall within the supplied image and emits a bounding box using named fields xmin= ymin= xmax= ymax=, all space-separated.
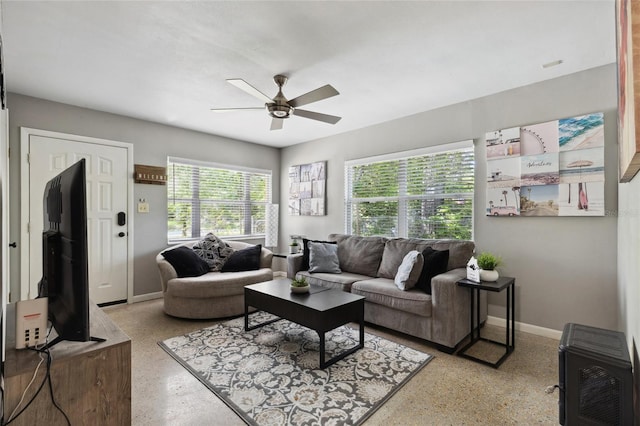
xmin=281 ymin=64 xmax=619 ymax=332
xmin=5 ymin=64 xmax=625 ymax=335
xmin=7 ymin=93 xmax=280 ymax=300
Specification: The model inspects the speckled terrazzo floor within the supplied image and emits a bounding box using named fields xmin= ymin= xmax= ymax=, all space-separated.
xmin=103 ymin=299 xmax=560 ymax=425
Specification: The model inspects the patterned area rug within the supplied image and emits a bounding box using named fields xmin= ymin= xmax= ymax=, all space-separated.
xmin=159 ymin=312 xmax=433 ymax=425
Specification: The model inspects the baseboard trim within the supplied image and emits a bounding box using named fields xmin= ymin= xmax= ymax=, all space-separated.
xmin=486 ymin=315 xmax=562 ymax=340
xmin=130 ymin=291 xmax=163 ymax=303
xmin=274 ymin=271 xmax=286 ymax=277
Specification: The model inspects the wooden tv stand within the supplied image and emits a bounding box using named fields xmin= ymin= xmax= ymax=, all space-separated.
xmin=3 ymin=301 xmax=131 ymax=425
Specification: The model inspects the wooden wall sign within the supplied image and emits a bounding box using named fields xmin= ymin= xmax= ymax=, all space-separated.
xmin=134 ymin=164 xmax=167 ymax=185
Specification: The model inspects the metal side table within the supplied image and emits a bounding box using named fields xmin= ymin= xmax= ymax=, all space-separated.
xmin=456 ymin=276 xmax=515 ymax=368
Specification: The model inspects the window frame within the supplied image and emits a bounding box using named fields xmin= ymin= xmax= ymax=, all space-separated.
xmin=344 ymin=140 xmax=474 ymax=239
xmin=167 ymin=156 xmax=272 ymax=243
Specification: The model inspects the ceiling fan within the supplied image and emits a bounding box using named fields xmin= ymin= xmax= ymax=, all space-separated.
xmin=211 ymin=75 xmax=341 ymax=131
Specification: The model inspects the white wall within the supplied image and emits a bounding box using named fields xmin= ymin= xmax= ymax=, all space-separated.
xmin=7 ymin=93 xmax=281 ymax=299
xmin=617 ymin=133 xmax=640 ymax=403
xmin=281 ymin=64 xmax=619 ymax=332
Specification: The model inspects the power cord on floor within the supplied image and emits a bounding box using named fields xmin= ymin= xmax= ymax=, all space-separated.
xmin=545 ymin=384 xmax=560 ymax=394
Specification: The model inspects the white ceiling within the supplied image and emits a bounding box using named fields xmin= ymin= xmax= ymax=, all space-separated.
xmin=1 ymin=1 xmax=616 ymax=148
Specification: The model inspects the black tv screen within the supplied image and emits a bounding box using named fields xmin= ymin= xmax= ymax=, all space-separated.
xmin=40 ymin=159 xmax=91 ymax=347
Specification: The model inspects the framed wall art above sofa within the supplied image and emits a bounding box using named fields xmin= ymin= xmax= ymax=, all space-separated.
xmin=288 ymin=161 xmax=326 ymax=216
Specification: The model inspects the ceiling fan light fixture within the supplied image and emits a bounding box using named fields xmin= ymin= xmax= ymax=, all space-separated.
xmin=267 ymin=103 xmax=292 ymax=119
xmin=215 ymin=75 xmax=341 ymax=130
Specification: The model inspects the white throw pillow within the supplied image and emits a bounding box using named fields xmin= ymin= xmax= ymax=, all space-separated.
xmin=394 ymin=250 xmax=424 ymax=290
xmin=308 ymin=241 xmax=342 ymax=273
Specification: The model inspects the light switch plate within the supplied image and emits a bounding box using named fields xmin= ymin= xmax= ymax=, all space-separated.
xmin=15 ymin=298 xmax=48 ymax=349
xmin=138 ymin=202 xmax=149 ymax=213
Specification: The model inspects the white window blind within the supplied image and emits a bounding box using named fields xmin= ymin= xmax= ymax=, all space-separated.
xmin=167 ymin=157 xmax=272 ymax=242
xmin=345 ymin=141 xmax=474 ymax=239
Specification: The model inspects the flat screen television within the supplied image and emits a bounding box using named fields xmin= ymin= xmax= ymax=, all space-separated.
xmin=39 ymin=159 xmax=103 ymax=348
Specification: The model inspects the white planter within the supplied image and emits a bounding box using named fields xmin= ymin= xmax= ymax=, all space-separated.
xmin=289 ymin=246 xmax=299 ymax=254
xmin=290 ymin=285 xmax=310 ymax=294
xmin=480 ymin=269 xmax=499 ymax=282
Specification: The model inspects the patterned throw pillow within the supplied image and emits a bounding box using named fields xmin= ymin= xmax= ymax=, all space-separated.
xmin=192 ymin=233 xmax=234 ymax=271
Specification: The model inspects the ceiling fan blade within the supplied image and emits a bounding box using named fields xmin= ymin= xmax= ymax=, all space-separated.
xmin=270 ymin=118 xmax=284 ymax=131
xmin=288 ymin=84 xmax=339 ymax=108
xmin=226 ymin=79 xmax=273 ymax=103
xmin=210 ymin=107 xmax=264 ymax=112
xmin=292 ymin=109 xmax=342 ymax=124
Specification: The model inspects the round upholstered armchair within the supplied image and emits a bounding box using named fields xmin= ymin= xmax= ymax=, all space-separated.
xmin=156 ymin=240 xmax=273 ymax=319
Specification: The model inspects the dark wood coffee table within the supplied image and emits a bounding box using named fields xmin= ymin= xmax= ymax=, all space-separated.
xmin=244 ymin=278 xmax=365 ymax=369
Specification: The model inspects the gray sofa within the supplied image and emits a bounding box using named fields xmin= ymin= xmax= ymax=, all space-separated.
xmin=288 ymin=234 xmax=486 ymax=352
xmin=156 ymin=240 xmax=273 ymax=319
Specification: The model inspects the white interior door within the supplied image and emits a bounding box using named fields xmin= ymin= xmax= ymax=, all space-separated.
xmin=26 ymin=135 xmax=129 ymax=304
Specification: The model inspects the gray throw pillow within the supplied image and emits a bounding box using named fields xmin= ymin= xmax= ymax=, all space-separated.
xmin=308 ymin=241 xmax=342 ymax=274
xmin=394 ymin=250 xmax=424 ymax=290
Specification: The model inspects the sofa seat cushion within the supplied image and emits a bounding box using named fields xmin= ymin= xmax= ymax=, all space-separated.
xmin=167 ymin=268 xmax=273 ymax=298
xmin=351 ymin=278 xmax=432 ymax=318
xmin=296 ymin=271 xmax=371 ymax=292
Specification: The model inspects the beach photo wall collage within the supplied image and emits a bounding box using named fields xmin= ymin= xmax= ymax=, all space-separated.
xmin=486 ymin=112 xmax=605 ymax=217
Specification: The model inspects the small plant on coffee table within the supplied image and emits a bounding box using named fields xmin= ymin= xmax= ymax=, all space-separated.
xmin=290 ymin=276 xmax=309 ymax=293
xmin=291 ymin=277 xmax=308 ymax=287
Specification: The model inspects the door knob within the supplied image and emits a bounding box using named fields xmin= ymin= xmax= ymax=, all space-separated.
xmin=118 ymin=232 xmax=126 ymax=237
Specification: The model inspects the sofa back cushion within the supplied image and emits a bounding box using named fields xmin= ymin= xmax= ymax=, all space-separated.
xmin=396 ymin=238 xmax=474 ymax=270
xmin=328 ymin=234 xmax=386 ymax=276
xmin=426 ymin=240 xmax=475 ymax=270
xmin=377 ymin=239 xmax=426 ymax=279
xmin=327 ymin=234 xmax=474 ymax=276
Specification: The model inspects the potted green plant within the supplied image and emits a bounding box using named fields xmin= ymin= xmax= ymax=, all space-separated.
xmin=289 ymin=240 xmax=299 ymax=254
xmin=477 ymin=252 xmax=501 ymax=282
xmin=290 ymin=276 xmax=309 ymax=293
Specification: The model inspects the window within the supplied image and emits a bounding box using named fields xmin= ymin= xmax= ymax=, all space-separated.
xmin=345 ymin=141 xmax=474 ymax=240
xmin=167 ymin=157 xmax=272 ymax=242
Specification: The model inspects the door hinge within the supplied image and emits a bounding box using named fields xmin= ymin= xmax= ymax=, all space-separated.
xmin=26 ymin=152 xmax=29 ymax=163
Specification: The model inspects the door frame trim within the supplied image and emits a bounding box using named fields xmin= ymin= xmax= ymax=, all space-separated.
xmin=20 ymin=127 xmax=134 ymax=302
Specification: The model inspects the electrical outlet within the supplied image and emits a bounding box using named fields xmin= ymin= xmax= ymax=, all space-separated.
xmin=138 ymin=202 xmax=149 ymax=213
xmin=16 ymin=298 xmax=48 ymax=349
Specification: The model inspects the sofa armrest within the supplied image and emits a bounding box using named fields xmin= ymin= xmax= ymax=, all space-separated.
xmin=259 ymin=247 xmax=273 ymax=269
xmin=287 ymin=253 xmax=304 ymax=279
xmin=156 ymin=252 xmax=178 ymax=293
xmin=430 ymin=267 xmax=485 ymax=349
